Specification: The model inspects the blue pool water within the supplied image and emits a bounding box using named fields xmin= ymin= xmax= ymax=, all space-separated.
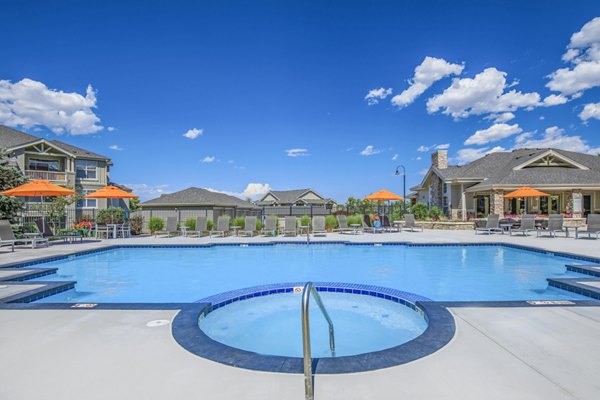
xmin=199 ymin=292 xmax=427 ymax=357
xmin=31 ymin=244 xmax=595 ymax=303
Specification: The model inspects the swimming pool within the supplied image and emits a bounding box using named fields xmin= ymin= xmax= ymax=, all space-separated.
xmin=29 ymin=243 xmax=596 ymax=303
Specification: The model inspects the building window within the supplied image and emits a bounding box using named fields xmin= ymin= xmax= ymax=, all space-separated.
xmin=77 ymin=189 xmax=97 ymax=208
xmin=28 ymin=158 xmax=61 ymax=171
xmin=76 ymin=160 xmax=98 ymax=180
xmin=443 ymin=183 xmax=447 ymax=194
xmin=540 ymin=196 xmax=560 ymax=214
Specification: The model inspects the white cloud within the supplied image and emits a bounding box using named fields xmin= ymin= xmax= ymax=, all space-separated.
xmin=427 ymin=67 xmax=543 ymax=119
xmin=579 ymin=102 xmax=600 ymax=121
xmin=512 ymin=126 xmax=600 ymax=154
xmin=207 ymin=183 xmax=272 ymax=201
xmin=365 ymin=87 xmax=392 ymax=105
xmin=416 ymin=156 xmax=422 ymax=161
xmin=107 ymin=126 xmax=116 ymax=132
xmin=435 ymin=143 xmax=450 ymax=150
xmin=539 ymin=116 xmax=545 ymax=120
xmin=542 ymin=94 xmax=568 ymax=106
xmin=124 ymin=183 xmax=170 ymax=201
xmin=108 ymin=144 xmax=123 ymax=151
xmin=183 ymin=128 xmax=203 ymax=139
xmin=360 ymin=145 xmax=382 ymax=156
xmin=464 ymin=123 xmax=523 ymax=146
xmin=391 ymin=57 xmax=464 ymax=108
xmin=0 ymin=78 xmax=102 ymax=135
xmin=392 ymin=154 xmax=398 ymax=161
xmin=286 ymin=148 xmax=309 ymax=157
xmin=456 ymin=146 xmax=506 ymax=164
xmin=417 ymin=145 xmax=430 ymax=152
xmin=201 ymin=156 xmax=216 ymax=163
xmin=547 ymin=17 xmax=600 ymax=96
xmin=417 ymin=143 xmax=449 ymax=152
xmin=485 ymin=112 xmax=516 ymax=123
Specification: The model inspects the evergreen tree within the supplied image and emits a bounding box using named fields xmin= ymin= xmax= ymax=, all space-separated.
xmin=0 ymin=151 xmax=27 ymax=222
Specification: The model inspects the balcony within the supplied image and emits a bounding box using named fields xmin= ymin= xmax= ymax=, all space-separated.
xmin=25 ymin=170 xmax=67 ymax=182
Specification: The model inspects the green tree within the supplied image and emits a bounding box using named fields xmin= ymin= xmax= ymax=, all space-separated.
xmin=0 ymin=151 xmax=28 ymax=222
xmin=411 ymin=202 xmax=429 ymax=220
xmin=129 ymin=198 xmax=141 ymax=212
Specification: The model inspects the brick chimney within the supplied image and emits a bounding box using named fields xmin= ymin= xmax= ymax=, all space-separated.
xmin=431 ymin=150 xmax=448 ymax=169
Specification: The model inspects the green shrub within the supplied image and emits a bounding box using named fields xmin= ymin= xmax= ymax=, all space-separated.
xmin=148 ymin=217 xmax=164 ymax=234
xmin=299 ymin=215 xmax=311 ymax=227
xmin=231 ymin=216 xmax=245 ymax=228
xmin=184 ymin=218 xmax=196 ymax=230
xmin=207 ymin=219 xmax=214 ymax=231
xmin=325 ymin=215 xmax=338 ymax=230
xmin=129 ymin=215 xmax=144 ymax=235
xmin=346 ymin=215 xmax=362 ymax=226
xmin=411 ymin=203 xmax=429 ymax=220
xmin=255 ymin=219 xmax=263 ymax=231
xmin=429 ymin=207 xmax=443 ymax=220
xmin=96 ymin=207 xmax=125 ymax=224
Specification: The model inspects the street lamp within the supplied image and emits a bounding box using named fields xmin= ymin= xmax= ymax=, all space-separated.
xmin=395 ymin=165 xmax=406 ymax=211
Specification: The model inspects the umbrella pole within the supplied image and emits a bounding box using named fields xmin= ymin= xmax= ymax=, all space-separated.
xmin=41 ymin=195 xmax=45 ymax=235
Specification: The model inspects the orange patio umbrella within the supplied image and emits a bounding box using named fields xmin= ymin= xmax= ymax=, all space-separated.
xmin=84 ymin=185 xmax=138 ymax=199
xmin=1 ymin=180 xmax=76 ymax=233
xmin=504 ymin=186 xmax=550 ymax=213
xmin=364 ymin=189 xmax=404 ymax=201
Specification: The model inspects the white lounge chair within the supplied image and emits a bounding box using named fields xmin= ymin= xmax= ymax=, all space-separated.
xmin=576 ymin=214 xmax=600 ymax=239
xmin=0 ymin=220 xmax=48 ymax=249
xmin=537 ymin=214 xmax=566 ymax=238
xmin=312 ymin=216 xmax=327 ymax=236
xmin=261 ymin=216 xmax=277 ymax=236
xmin=239 ymin=216 xmax=257 ymax=237
xmin=334 ymin=215 xmax=354 ymax=234
xmin=210 ymin=216 xmax=231 ymax=237
xmin=403 ymin=214 xmax=423 ymax=232
xmin=192 ymin=216 xmax=209 ymax=237
xmin=509 ymin=214 xmax=537 ymax=236
xmin=475 ymin=214 xmax=502 ymax=235
xmin=156 ymin=216 xmax=178 ymax=237
xmin=281 ymin=216 xmax=297 ymax=236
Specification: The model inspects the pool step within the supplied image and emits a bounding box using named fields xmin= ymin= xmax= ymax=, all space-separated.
xmin=0 ymin=268 xmax=58 ymax=282
xmin=547 ymin=278 xmax=600 ymax=300
xmin=566 ymin=264 xmax=600 ymax=278
xmin=0 ymin=281 xmax=75 ymax=303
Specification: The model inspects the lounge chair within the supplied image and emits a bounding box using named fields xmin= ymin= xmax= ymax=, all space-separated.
xmin=576 ymin=214 xmax=600 ymax=239
xmin=210 ymin=216 xmax=230 ymax=237
xmin=191 ymin=216 xmax=210 ymax=237
xmin=509 ymin=214 xmax=537 ymax=236
xmin=35 ymin=220 xmax=83 ymax=243
xmin=239 ymin=216 xmax=257 ymax=237
xmin=333 ymin=215 xmax=354 ymax=234
xmin=312 ymin=216 xmax=327 ymax=236
xmin=403 ymin=214 xmax=423 ymax=232
xmin=156 ymin=216 xmax=178 ymax=237
xmin=382 ymin=215 xmax=399 ymax=232
xmin=362 ymin=215 xmax=380 ymax=233
xmin=0 ymin=220 xmax=48 ymax=249
xmin=475 ymin=214 xmax=502 ymax=235
xmin=537 ymin=214 xmax=566 ymax=238
xmin=260 ymin=216 xmax=277 ymax=236
xmin=0 ymin=239 xmax=14 ymax=252
xmin=281 ymin=216 xmax=297 ymax=236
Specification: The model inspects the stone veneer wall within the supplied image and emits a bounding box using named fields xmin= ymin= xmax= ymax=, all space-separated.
xmin=490 ymin=189 xmax=504 ymax=215
xmin=430 ymin=174 xmax=444 ymax=208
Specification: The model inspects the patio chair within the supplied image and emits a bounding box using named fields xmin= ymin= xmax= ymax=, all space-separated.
xmin=260 ymin=216 xmax=277 ymax=236
xmin=95 ymin=224 xmax=112 ymax=239
xmin=156 ymin=217 xmax=178 ymax=237
xmin=537 ymin=214 xmax=566 ymax=238
xmin=210 ymin=216 xmax=231 ymax=237
xmin=35 ymin=219 xmax=83 ymax=243
xmin=475 ymin=214 xmax=502 ymax=235
xmin=509 ymin=214 xmax=537 ymax=236
xmin=312 ymin=216 xmax=327 ymax=236
xmin=0 ymin=220 xmax=48 ymax=249
xmin=239 ymin=216 xmax=257 ymax=237
xmin=118 ymin=223 xmax=131 ymax=238
xmin=281 ymin=216 xmax=298 ymax=236
xmin=192 ymin=216 xmax=209 ymax=237
xmin=333 ymin=215 xmax=354 ymax=234
xmin=403 ymin=214 xmax=423 ymax=232
xmin=576 ymin=214 xmax=600 ymax=239
xmin=382 ymin=215 xmax=399 ymax=232
xmin=362 ymin=215 xmax=380 ymax=233
xmin=1 ymin=239 xmax=14 ymax=252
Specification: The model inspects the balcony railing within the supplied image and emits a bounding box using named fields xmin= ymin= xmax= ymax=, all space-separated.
xmin=25 ymin=170 xmax=67 ymax=181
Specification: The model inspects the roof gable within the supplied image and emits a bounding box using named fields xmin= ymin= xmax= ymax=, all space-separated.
xmin=513 ymin=149 xmax=589 ymax=171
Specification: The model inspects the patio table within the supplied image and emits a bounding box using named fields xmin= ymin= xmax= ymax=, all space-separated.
xmin=106 ymin=224 xmax=122 ymax=239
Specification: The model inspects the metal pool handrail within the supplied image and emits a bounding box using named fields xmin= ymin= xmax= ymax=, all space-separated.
xmin=302 ymin=281 xmax=335 ymax=400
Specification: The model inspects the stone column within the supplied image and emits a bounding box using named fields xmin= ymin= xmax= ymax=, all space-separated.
xmin=461 ymin=184 xmax=467 ymax=221
xmin=490 ymin=189 xmax=504 ymax=216
xmin=571 ymin=189 xmax=583 ymax=218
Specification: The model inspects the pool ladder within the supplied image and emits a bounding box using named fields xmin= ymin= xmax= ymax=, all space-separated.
xmin=302 ymin=282 xmax=335 ymax=400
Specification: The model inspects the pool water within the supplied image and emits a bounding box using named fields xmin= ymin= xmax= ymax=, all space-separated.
xmin=199 ymin=292 xmax=427 ymax=357
xmin=31 ymin=244 xmax=594 ymax=303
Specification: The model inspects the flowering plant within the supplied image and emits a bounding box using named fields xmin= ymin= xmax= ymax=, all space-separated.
xmin=71 ymin=221 xmax=92 ymax=236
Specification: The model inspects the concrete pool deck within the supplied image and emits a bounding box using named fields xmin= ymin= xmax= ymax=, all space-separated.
xmin=1 ymin=231 xmax=600 ymax=399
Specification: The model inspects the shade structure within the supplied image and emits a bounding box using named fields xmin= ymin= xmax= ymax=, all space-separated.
xmin=84 ymin=186 xmax=138 ymax=199
xmin=1 ymin=180 xmax=76 ymax=233
xmin=504 ymin=187 xmax=550 ymax=199
xmin=364 ymin=189 xmax=404 ymax=201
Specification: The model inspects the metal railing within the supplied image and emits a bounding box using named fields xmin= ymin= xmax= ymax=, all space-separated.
xmin=302 ymin=282 xmax=335 ymax=400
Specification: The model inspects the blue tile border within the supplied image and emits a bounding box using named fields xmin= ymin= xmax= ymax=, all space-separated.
xmin=547 ymin=278 xmax=600 ymax=300
xmin=172 ymin=282 xmax=454 ymax=374
xmin=0 ymin=281 xmax=76 ymax=304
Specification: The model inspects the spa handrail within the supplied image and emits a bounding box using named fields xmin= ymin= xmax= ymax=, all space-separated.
xmin=302 ymin=282 xmax=335 ymax=400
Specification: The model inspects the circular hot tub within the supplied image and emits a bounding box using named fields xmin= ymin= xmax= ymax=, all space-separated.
xmin=172 ymin=282 xmax=455 ymax=373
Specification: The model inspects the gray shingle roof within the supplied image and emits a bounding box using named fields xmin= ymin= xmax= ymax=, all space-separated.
xmin=0 ymin=125 xmax=109 ymax=160
xmin=142 ymin=187 xmax=259 ymax=209
xmin=257 ymin=188 xmax=335 ymax=205
xmin=430 ymin=148 xmax=600 ymax=190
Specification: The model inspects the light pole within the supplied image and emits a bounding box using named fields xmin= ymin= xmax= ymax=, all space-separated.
xmin=395 ymin=165 xmax=406 ymax=212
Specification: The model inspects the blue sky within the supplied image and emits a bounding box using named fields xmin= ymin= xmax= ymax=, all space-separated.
xmin=1 ymin=0 xmax=600 ymax=201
